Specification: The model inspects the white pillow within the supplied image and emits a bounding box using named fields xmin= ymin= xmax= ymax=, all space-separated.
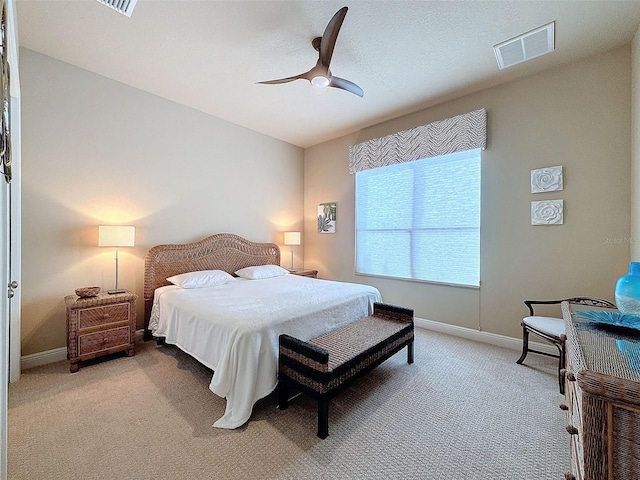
xmin=235 ymin=265 xmax=289 ymax=280
xmin=167 ymin=270 xmax=234 ymax=288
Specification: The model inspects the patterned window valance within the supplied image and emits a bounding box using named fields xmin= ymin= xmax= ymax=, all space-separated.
xmin=349 ymin=108 xmax=486 ymax=174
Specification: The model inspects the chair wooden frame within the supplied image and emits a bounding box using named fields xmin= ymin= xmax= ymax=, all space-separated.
xmin=516 ymin=297 xmax=616 ymax=394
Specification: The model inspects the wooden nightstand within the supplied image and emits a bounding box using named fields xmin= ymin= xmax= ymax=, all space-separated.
xmin=291 ymin=269 xmax=318 ymax=278
xmin=65 ymin=290 xmax=137 ymax=373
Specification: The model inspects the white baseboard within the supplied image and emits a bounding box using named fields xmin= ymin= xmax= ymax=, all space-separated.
xmin=414 ymin=317 xmax=558 ymax=356
xmin=20 ymin=324 xmax=556 ymax=371
xmin=21 ymin=347 xmax=67 ymax=371
xmin=20 ymin=329 xmax=147 ymax=372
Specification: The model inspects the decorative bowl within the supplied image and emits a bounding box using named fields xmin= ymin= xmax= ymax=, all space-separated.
xmin=617 ymin=339 xmax=640 ymax=373
xmin=75 ymin=286 xmax=101 ymax=298
xmin=575 ymin=309 xmax=640 ymax=330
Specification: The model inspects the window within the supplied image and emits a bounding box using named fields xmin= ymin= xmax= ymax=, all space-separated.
xmin=355 ymin=149 xmax=481 ymax=287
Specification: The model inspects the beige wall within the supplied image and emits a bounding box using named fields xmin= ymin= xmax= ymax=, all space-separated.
xmin=20 ymin=44 xmax=635 ymax=355
xmin=20 ymin=49 xmax=304 ymax=355
xmin=632 ymin=28 xmax=640 ymax=260
xmin=304 ymin=46 xmax=632 ymax=339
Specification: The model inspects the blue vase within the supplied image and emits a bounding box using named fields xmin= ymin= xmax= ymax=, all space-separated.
xmin=615 ymin=262 xmax=640 ymax=314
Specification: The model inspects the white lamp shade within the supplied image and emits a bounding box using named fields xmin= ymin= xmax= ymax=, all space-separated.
xmin=283 ymin=231 xmax=301 ymax=246
xmin=98 ymin=225 xmax=135 ymax=247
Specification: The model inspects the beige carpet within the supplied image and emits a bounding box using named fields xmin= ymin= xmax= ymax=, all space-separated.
xmin=8 ymin=329 xmax=568 ymax=479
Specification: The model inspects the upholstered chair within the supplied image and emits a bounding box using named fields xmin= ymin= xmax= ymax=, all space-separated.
xmin=516 ymin=297 xmax=616 ymax=394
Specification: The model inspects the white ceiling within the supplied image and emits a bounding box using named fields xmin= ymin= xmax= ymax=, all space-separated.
xmin=16 ymin=0 xmax=640 ymax=148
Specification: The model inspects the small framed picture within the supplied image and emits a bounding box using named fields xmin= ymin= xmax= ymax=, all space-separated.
xmin=318 ymin=202 xmax=337 ymax=233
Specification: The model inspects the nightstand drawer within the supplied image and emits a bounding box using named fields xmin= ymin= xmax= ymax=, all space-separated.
xmin=78 ymin=303 xmax=130 ymax=330
xmin=78 ymin=326 xmax=131 ymax=356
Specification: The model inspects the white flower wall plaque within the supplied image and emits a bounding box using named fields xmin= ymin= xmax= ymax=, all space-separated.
xmin=531 ymin=200 xmax=564 ymax=225
xmin=531 ymin=166 xmax=563 ymax=193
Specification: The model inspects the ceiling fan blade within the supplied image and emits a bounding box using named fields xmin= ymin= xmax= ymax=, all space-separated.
xmin=329 ymin=76 xmax=364 ymax=97
xmin=257 ymin=73 xmax=306 ymax=85
xmin=319 ymin=6 xmax=348 ymax=68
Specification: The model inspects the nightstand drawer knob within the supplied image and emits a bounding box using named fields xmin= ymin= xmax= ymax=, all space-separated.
xmin=103 ymin=313 xmax=110 ymax=318
xmin=566 ymin=425 xmax=578 ymax=435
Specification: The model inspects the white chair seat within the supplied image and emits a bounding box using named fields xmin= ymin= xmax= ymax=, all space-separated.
xmin=522 ymin=315 xmax=565 ymax=339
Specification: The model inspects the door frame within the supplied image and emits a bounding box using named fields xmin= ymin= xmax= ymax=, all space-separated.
xmin=1 ymin=1 xmax=20 ymax=479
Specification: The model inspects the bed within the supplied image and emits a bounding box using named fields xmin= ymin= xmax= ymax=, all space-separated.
xmin=143 ymin=233 xmax=382 ymax=429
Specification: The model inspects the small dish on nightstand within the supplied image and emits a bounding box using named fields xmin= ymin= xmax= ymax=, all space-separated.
xmin=75 ymin=286 xmax=101 ymax=298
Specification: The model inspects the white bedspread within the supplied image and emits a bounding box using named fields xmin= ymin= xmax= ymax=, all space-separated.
xmin=149 ymin=274 xmax=381 ymax=429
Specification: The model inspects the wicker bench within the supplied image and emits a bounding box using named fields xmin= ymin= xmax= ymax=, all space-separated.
xmin=278 ymin=302 xmax=414 ymax=439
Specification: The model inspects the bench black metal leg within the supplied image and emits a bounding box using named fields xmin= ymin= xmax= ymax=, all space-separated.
xmin=317 ymin=399 xmax=329 ymax=439
xmin=278 ymin=380 xmax=289 ymax=410
xmin=407 ymin=341 xmax=414 ymax=364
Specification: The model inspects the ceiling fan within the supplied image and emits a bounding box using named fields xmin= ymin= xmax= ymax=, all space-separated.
xmin=258 ymin=6 xmax=364 ymax=97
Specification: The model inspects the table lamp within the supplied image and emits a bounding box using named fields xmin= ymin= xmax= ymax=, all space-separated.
xmin=98 ymin=225 xmax=135 ymax=294
xmin=283 ymin=231 xmax=301 ymax=272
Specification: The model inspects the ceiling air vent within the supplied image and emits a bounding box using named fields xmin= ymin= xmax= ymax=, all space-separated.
xmin=493 ymin=22 xmax=555 ymax=69
xmin=96 ymin=0 xmax=138 ymax=17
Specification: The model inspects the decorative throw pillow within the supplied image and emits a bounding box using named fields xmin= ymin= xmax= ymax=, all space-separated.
xmin=234 ymin=265 xmax=289 ymax=280
xmin=167 ymin=270 xmax=234 ymax=288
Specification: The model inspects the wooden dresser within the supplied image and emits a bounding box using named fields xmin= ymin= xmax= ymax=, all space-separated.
xmin=562 ymin=302 xmax=640 ymax=480
xmin=65 ymin=290 xmax=137 ymax=373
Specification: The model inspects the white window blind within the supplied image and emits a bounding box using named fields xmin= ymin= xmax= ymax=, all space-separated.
xmin=355 ymin=149 xmax=481 ymax=287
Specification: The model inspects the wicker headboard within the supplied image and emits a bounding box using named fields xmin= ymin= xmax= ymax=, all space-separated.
xmin=143 ymin=233 xmax=280 ymax=339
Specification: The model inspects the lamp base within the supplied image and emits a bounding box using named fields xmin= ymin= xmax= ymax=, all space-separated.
xmin=107 ymin=289 xmax=126 ymax=295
